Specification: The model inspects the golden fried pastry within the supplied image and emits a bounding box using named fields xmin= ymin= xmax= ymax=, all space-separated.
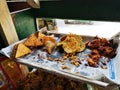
xmin=23 ymin=32 xmax=44 ymax=47
xmin=57 ymin=33 xmax=85 ymax=53
xmin=38 ymin=32 xmax=45 ymax=40
xmin=10 ymin=43 xmax=32 ymax=60
xmin=42 ymin=36 xmax=56 ymax=54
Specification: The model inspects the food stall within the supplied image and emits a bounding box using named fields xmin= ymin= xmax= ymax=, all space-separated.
xmin=0 ymin=0 xmax=120 ymax=90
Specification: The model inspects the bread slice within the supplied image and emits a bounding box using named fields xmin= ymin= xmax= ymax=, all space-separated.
xmin=10 ymin=43 xmax=32 ymax=60
xmin=23 ymin=32 xmax=43 ymax=47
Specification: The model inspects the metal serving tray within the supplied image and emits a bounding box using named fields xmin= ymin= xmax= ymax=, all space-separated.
xmin=1 ymin=32 xmax=120 ymax=87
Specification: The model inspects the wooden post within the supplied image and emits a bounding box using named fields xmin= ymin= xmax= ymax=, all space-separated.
xmin=0 ymin=0 xmax=19 ymax=45
xmin=0 ymin=0 xmax=29 ymax=77
xmin=27 ymin=0 xmax=40 ymax=8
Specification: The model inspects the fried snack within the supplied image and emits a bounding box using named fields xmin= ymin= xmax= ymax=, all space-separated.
xmin=86 ymin=36 xmax=116 ymax=67
xmin=87 ymin=49 xmax=101 ymax=67
xmin=86 ymin=36 xmax=116 ymax=58
xmin=86 ymin=39 xmax=101 ymax=49
xmin=23 ymin=32 xmax=45 ymax=47
xmin=38 ymin=32 xmax=45 ymax=40
xmin=88 ymin=58 xmax=97 ymax=67
xmin=42 ymin=36 xmax=56 ymax=54
xmin=57 ymin=33 xmax=85 ymax=53
xmin=19 ymin=69 xmax=86 ymax=90
xmin=10 ymin=43 xmax=32 ymax=60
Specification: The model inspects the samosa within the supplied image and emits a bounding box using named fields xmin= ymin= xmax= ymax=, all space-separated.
xmin=10 ymin=43 xmax=32 ymax=60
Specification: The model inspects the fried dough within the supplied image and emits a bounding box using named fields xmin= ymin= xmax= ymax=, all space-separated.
xmin=42 ymin=36 xmax=56 ymax=54
xmin=57 ymin=33 xmax=85 ymax=53
xmin=23 ymin=32 xmax=44 ymax=47
xmin=10 ymin=43 xmax=32 ymax=60
xmin=38 ymin=32 xmax=45 ymax=40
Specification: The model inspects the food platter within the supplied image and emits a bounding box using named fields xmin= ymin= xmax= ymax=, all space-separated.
xmin=0 ymin=32 xmax=120 ymax=87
